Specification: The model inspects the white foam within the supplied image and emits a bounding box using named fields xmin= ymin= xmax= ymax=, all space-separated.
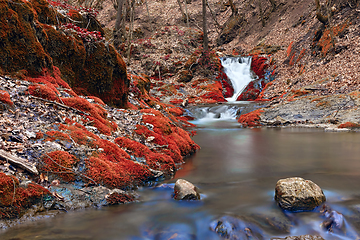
xmin=220 ymin=56 xmax=254 ymax=102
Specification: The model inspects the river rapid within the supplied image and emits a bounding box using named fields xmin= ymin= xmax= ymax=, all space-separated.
xmin=2 ymin=102 xmax=360 ymax=239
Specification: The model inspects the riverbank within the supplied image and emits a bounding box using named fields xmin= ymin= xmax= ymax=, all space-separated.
xmin=0 ymin=0 xmax=359 ymax=231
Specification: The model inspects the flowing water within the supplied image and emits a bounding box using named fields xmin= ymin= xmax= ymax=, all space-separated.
xmin=2 ymin=103 xmax=360 ymax=240
xmin=220 ymin=56 xmax=254 ymax=102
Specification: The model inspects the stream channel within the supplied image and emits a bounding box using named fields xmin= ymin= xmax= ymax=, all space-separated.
xmin=2 ymin=102 xmax=360 ymax=239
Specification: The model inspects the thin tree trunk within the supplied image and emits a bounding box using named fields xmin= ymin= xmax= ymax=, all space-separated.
xmin=206 ymin=0 xmax=221 ymax=33
xmin=176 ymin=0 xmax=187 ymax=21
xmin=114 ymin=0 xmax=125 ymax=35
xmin=202 ymin=0 xmax=208 ymax=51
xmin=145 ymin=0 xmax=151 ymax=23
xmin=184 ymin=0 xmax=190 ymax=28
xmin=126 ymin=0 xmax=134 ymax=64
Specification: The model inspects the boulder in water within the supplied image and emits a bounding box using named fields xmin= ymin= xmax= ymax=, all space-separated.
xmin=275 ymin=177 xmax=326 ymax=211
xmin=173 ymin=179 xmax=200 ymax=200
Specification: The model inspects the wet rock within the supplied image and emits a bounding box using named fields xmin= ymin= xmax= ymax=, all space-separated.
xmin=249 ymin=208 xmax=293 ymax=235
xmin=320 ymin=205 xmax=345 ymax=233
xmin=173 ymin=179 xmax=200 ymax=200
xmin=210 ymin=215 xmax=268 ymax=239
xmin=272 ymin=235 xmax=324 ymax=240
xmin=275 ymin=177 xmax=326 ymax=211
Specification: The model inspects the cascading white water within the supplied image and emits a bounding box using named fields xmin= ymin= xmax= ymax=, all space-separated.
xmin=220 ymin=56 xmax=254 ymax=102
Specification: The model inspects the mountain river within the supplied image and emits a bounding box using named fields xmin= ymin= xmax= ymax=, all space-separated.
xmin=2 ymin=102 xmax=360 ymax=239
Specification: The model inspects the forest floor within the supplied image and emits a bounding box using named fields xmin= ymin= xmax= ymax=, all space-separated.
xmin=93 ymin=0 xmax=360 ymax=130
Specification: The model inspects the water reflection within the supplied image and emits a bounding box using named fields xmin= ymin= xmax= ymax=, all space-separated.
xmin=2 ymin=118 xmax=360 ymax=239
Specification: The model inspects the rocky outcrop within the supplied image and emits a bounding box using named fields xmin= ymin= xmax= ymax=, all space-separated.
xmin=275 ymin=177 xmax=326 ymax=211
xmin=0 ymin=0 xmax=128 ymax=107
xmin=173 ymin=179 xmax=200 ymax=200
xmin=255 ymin=92 xmax=360 ymax=130
xmin=217 ymin=14 xmax=244 ymax=46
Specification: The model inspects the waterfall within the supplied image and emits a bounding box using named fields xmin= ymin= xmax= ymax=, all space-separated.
xmin=220 ymin=56 xmax=254 ymax=102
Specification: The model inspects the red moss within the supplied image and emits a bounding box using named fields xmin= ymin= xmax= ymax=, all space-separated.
xmin=85 ymin=156 xmax=151 ymax=189
xmin=41 ymin=151 xmax=78 ymax=182
xmin=26 ymin=67 xmax=72 ymax=90
xmin=256 ymin=82 xmax=273 ymax=101
xmin=36 ymin=132 xmax=44 ymax=139
xmin=237 ymin=109 xmax=264 ymax=127
xmin=289 ymin=53 xmax=296 ymax=66
xmin=0 ymin=90 xmax=13 ymax=106
xmin=338 ymin=122 xmax=360 ymax=129
xmin=251 ymin=55 xmax=268 ymax=79
xmin=106 ymin=192 xmax=135 ymax=205
xmin=296 ymin=49 xmax=306 ymax=63
xmin=287 ymin=41 xmax=294 ymax=57
xmin=0 ymin=173 xmax=50 ymax=219
xmin=221 ymin=80 xmax=234 ymax=98
xmin=0 ymin=0 xmax=52 ymax=76
xmin=168 ymin=107 xmax=184 ymax=116
xmin=127 ymin=102 xmax=139 ymax=110
xmin=288 ymin=89 xmax=310 ymax=101
xmin=317 ymin=22 xmax=349 ymax=56
xmin=67 ymin=9 xmax=82 ymax=20
xmin=141 ymin=109 xmax=173 ymax=135
xmin=45 ymin=130 xmax=71 ymax=142
xmin=95 ymin=139 xmax=131 ymax=161
xmin=115 ymin=137 xmax=151 ymax=157
xmin=169 ymin=99 xmax=183 ymax=105
xmin=299 ymin=64 xmax=306 ymax=74
xmin=61 ymin=97 xmax=115 ymax=135
xmin=115 ymin=136 xmax=176 ymax=172
xmin=237 ymin=82 xmax=260 ymax=101
xmin=88 ymin=96 xmax=105 ymax=105
xmin=28 ymin=84 xmax=59 ymax=101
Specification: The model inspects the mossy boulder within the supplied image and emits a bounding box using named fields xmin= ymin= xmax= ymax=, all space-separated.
xmin=0 ymin=0 xmax=128 ymax=107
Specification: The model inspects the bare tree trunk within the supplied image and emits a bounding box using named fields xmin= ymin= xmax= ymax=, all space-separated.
xmin=126 ymin=0 xmax=135 ymax=64
xmin=114 ymin=0 xmax=125 ymax=37
xmin=202 ymin=0 xmax=209 ymax=51
xmin=145 ymin=0 xmax=151 ymax=22
xmin=184 ymin=0 xmax=190 ymax=28
xmin=206 ymin=0 xmax=221 ymax=32
xmin=176 ymin=0 xmax=187 ymax=21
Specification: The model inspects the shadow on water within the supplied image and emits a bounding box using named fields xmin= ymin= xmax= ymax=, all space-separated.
xmin=2 ymin=103 xmax=360 ymax=239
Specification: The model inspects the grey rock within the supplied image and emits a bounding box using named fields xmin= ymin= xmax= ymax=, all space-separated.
xmin=173 ymin=179 xmax=200 ymax=200
xmin=210 ymin=215 xmax=268 ymax=240
xmin=275 ymin=177 xmax=326 ymax=211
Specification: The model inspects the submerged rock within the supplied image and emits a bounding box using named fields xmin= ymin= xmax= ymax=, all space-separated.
xmin=275 ymin=177 xmax=326 ymax=211
xmin=272 ymin=235 xmax=325 ymax=240
xmin=173 ymin=179 xmax=200 ymax=200
xmin=210 ymin=215 xmax=268 ymax=239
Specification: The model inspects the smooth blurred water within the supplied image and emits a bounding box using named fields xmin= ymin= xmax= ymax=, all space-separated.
xmin=220 ymin=56 xmax=254 ymax=102
xmin=2 ymin=105 xmax=360 ymax=239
